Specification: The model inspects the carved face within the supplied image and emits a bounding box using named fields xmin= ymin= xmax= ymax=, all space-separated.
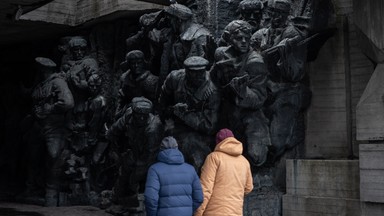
xmin=88 ymin=76 xmax=102 ymax=96
xmin=241 ymin=9 xmax=262 ymax=29
xmin=230 ymin=30 xmax=251 ymax=54
xmin=269 ymin=8 xmax=288 ymax=28
xmin=132 ymin=112 xmax=149 ymax=127
xmin=71 ymin=46 xmax=86 ymax=61
xmin=71 ymin=46 xmax=85 ymax=61
xmin=128 ymin=58 xmax=145 ymax=75
xmin=186 ymin=69 xmax=206 ymax=88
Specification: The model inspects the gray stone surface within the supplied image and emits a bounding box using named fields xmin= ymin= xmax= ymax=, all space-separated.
xmin=353 ymin=0 xmax=384 ymax=50
xmin=283 ymin=195 xmax=361 ymax=216
xmin=361 ymin=202 xmax=384 ymax=216
xmin=284 ymin=160 xmax=361 ymax=216
xmin=305 ymin=17 xmax=349 ymax=159
xmin=20 ymin=0 xmax=165 ymax=26
xmin=286 ymin=160 xmax=360 ymax=199
xmin=0 ymin=202 xmax=111 ymax=216
xmin=356 ymin=64 xmax=384 ymax=140
xmin=360 ymin=144 xmax=384 ymax=203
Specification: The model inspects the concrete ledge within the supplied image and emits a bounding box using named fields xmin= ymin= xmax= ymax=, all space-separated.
xmin=286 ymin=160 xmax=360 ymax=199
xmin=20 ymin=0 xmax=165 ymax=26
xmin=283 ymin=195 xmax=361 ymax=216
xmin=362 ymin=202 xmax=384 ymax=216
xmin=360 ymin=144 xmax=384 ymax=203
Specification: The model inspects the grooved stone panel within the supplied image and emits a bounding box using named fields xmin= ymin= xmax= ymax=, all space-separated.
xmin=305 ymin=17 xmax=348 ymax=158
xmin=283 ymin=195 xmax=361 ymax=216
xmin=353 ymin=0 xmax=384 ymax=50
xmin=361 ymin=202 xmax=384 ymax=216
xmin=356 ymin=64 xmax=384 ymax=140
xmin=286 ymin=160 xmax=360 ymax=199
xmin=359 ymin=144 xmax=384 ymax=203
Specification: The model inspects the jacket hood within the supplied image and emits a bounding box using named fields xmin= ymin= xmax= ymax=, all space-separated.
xmin=214 ymin=137 xmax=243 ymax=156
xmin=157 ymin=148 xmax=185 ymax=165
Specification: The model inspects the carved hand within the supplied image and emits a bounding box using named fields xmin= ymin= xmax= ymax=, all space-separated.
xmin=173 ymin=103 xmax=188 ymax=117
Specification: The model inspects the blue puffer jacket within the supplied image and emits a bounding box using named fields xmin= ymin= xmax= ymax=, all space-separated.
xmin=144 ymin=148 xmax=203 ymax=216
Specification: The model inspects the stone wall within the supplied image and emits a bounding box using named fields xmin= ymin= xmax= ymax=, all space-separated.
xmin=283 ymin=160 xmax=360 ymax=216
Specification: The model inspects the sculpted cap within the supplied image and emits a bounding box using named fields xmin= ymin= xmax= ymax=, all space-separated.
xmin=239 ymin=0 xmax=263 ymax=11
xmin=164 ymin=3 xmax=193 ymax=20
xmin=131 ymin=97 xmax=152 ymax=114
xmin=35 ymin=57 xmax=57 ymax=69
xmin=270 ymin=0 xmax=291 ymax=13
xmin=184 ymin=56 xmax=209 ymax=70
xmin=126 ymin=50 xmax=145 ymax=60
xmin=69 ymin=38 xmax=87 ymax=48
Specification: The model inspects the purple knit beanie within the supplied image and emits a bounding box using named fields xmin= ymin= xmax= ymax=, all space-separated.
xmin=215 ymin=128 xmax=234 ymax=144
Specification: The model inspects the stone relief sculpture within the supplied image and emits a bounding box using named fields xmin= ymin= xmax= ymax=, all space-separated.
xmin=159 ymin=3 xmax=215 ymax=89
xmin=65 ymin=38 xmax=99 ymax=133
xmin=255 ymin=0 xmax=311 ymax=161
xmin=115 ymin=50 xmax=158 ymax=119
xmin=17 ymin=0 xmax=328 ymax=215
xmin=125 ymin=11 xmax=170 ymax=74
xmin=30 ymin=57 xmax=74 ymax=206
xmin=159 ymin=56 xmax=220 ymax=171
xmin=211 ymin=20 xmax=271 ymax=167
xmin=238 ymin=0 xmax=265 ymax=33
xmin=106 ymin=97 xmax=164 ymax=214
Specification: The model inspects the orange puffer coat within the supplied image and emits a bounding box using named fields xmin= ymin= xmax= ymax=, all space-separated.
xmin=194 ymin=137 xmax=253 ymax=216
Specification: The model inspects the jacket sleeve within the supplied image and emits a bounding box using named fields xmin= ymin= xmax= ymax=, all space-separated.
xmin=244 ymin=161 xmax=254 ymax=195
xmin=52 ymin=78 xmax=74 ymax=112
xmin=192 ymin=170 xmax=204 ymax=212
xmin=194 ymin=153 xmax=218 ymax=216
xmin=144 ymin=166 xmax=160 ymax=216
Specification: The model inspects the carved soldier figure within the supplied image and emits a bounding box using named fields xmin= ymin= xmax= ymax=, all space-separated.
xmin=159 ymin=56 xmax=220 ymax=171
xmin=211 ymin=20 xmax=271 ymax=167
xmin=254 ymin=0 xmax=311 ymax=160
xmin=116 ymin=50 xmax=158 ymax=119
xmin=159 ymin=3 xmax=214 ymax=90
xmin=218 ymin=0 xmax=264 ymax=47
xmin=65 ymin=37 xmax=99 ymax=133
xmin=106 ymin=97 xmax=164 ymax=210
xmin=125 ymin=11 xmax=170 ymax=74
xmin=30 ymin=57 xmax=74 ymax=206
xmin=238 ymin=0 xmax=264 ymax=33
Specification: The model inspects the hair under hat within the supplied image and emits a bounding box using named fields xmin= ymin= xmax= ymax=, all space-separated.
xmin=216 ymin=128 xmax=234 ymax=144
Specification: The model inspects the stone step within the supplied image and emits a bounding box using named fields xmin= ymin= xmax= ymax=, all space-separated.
xmin=286 ymin=159 xmax=360 ymax=199
xmin=283 ymin=195 xmax=360 ymax=216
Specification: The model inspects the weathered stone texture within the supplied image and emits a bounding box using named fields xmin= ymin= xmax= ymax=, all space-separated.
xmin=305 ymin=17 xmax=349 ymax=159
xmin=286 ymin=160 xmax=360 ymax=199
xmin=20 ymin=0 xmax=165 ymax=26
xmin=283 ymin=160 xmax=360 ymax=216
xmin=283 ymin=195 xmax=361 ymax=216
xmin=349 ymin=23 xmax=375 ymax=156
xmin=359 ymin=144 xmax=384 ymax=203
xmin=361 ymin=202 xmax=384 ymax=216
xmin=353 ymin=0 xmax=384 ymax=50
xmin=356 ymin=64 xmax=384 ymax=140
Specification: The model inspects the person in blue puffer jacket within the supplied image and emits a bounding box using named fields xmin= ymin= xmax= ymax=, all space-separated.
xmin=144 ymin=136 xmax=203 ymax=216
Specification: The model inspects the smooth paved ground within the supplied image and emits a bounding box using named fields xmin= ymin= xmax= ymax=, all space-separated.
xmin=0 ymin=202 xmax=112 ymax=216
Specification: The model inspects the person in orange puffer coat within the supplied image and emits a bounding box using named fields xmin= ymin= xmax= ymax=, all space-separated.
xmin=195 ymin=128 xmax=253 ymax=216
